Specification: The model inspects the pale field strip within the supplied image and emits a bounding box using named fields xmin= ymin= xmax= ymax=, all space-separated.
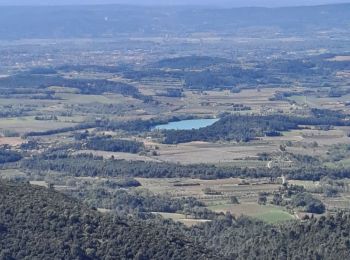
xmin=327 ymin=55 xmax=350 ymax=62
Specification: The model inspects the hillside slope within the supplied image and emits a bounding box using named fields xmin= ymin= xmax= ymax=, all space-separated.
xmin=0 ymin=181 xmax=217 ymax=260
xmin=1 ymin=180 xmax=350 ymax=259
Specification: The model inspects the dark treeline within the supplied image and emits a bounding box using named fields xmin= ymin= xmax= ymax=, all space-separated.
xmin=20 ymin=153 xmax=350 ymax=181
xmin=163 ymin=113 xmax=350 ymax=144
xmin=101 ymin=115 xmax=196 ymax=132
xmin=105 ymin=178 xmax=141 ymax=188
xmin=103 ymin=119 xmax=160 ymax=132
xmin=156 ymin=88 xmax=184 ymax=98
xmin=0 ymin=73 xmax=152 ymax=102
xmin=23 ymin=117 xmax=167 ymax=137
xmin=0 ymin=148 xmax=22 ymax=164
xmin=20 ymin=153 xmax=275 ymax=179
xmin=23 ymin=118 xmax=160 ymax=137
xmin=57 ymin=64 xmax=122 ymax=73
xmin=24 ymin=121 xmax=99 ymax=137
xmin=84 ymin=136 xmax=145 ymax=154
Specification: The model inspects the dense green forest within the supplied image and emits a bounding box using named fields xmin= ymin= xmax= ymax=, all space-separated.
xmin=83 ymin=136 xmax=145 ymax=154
xmin=1 ymin=180 xmax=350 ymax=259
xmin=188 ymin=212 xmax=350 ymax=259
xmin=0 ymin=181 xmax=216 ymax=259
xmin=0 ymin=148 xmax=22 ymax=164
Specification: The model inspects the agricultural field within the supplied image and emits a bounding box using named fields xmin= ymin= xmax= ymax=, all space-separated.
xmin=148 ymin=141 xmax=278 ymax=165
xmin=152 ymin=212 xmax=211 ymax=226
xmin=0 ymin=117 xmax=77 ymax=134
xmin=208 ymin=203 xmax=294 ymax=223
xmin=136 ymin=178 xmax=298 ymax=223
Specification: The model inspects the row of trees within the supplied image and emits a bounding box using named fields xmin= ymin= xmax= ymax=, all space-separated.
xmin=20 ymin=152 xmax=350 ymax=181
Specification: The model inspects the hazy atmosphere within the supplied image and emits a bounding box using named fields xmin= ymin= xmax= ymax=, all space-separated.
xmin=1 ymin=0 xmax=350 ymax=6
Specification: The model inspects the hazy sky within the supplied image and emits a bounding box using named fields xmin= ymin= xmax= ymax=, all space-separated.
xmin=0 ymin=0 xmax=350 ymax=7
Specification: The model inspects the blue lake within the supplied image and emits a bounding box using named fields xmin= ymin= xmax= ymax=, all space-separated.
xmin=154 ymin=118 xmax=219 ymax=130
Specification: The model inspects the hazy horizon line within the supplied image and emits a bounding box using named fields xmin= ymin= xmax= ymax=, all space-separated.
xmin=1 ymin=3 xmax=350 ymax=9
xmin=0 ymin=0 xmax=349 ymax=8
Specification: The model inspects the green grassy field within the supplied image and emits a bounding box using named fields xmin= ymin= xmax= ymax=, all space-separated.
xmin=209 ymin=203 xmax=294 ymax=224
xmin=55 ymin=93 xmax=117 ymax=104
xmin=255 ymin=209 xmax=295 ymax=223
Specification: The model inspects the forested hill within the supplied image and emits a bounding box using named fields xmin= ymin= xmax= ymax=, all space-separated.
xmin=0 ymin=3 xmax=349 ymax=39
xmin=190 ymin=212 xmax=350 ymax=259
xmin=0 ymin=181 xmax=217 ymax=260
xmin=1 ymin=180 xmax=350 ymax=259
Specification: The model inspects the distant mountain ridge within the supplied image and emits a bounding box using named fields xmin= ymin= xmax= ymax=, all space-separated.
xmin=0 ymin=3 xmax=349 ymax=39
